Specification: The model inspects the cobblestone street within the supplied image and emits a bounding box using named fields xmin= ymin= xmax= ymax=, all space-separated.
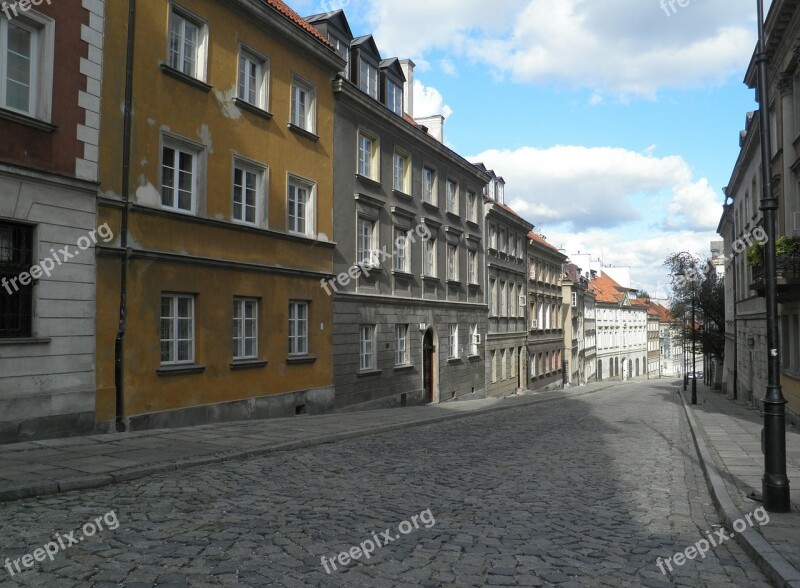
xmin=0 ymin=382 xmax=771 ymax=587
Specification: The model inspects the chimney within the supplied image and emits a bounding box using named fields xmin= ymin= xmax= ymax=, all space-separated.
xmin=400 ymin=59 xmax=415 ymax=118
xmin=414 ymin=115 xmax=445 ymax=143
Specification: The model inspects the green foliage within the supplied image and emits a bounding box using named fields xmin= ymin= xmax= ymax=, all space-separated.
xmin=747 ymin=241 xmax=764 ymax=267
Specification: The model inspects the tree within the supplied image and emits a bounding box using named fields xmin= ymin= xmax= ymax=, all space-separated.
xmin=663 ymin=252 xmax=725 ymax=362
xmin=635 ymin=289 xmax=651 ymax=299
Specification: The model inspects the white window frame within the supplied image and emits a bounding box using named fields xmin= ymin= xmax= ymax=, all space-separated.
xmin=387 ymin=79 xmax=403 ymax=115
xmin=232 ymin=297 xmax=258 ymax=360
xmin=232 ymin=158 xmax=267 ymax=227
xmin=500 ymin=281 xmax=507 ymax=316
xmin=287 ymin=175 xmax=316 ymax=238
xmin=467 ymin=191 xmax=477 ymax=222
xmin=168 ymin=7 xmax=208 ymax=81
xmin=469 ymin=324 xmax=479 ymax=356
xmin=161 ymin=137 xmax=202 ymax=215
xmin=357 ymin=130 xmax=379 ymax=180
xmin=160 ymin=294 xmax=195 ymax=365
xmin=468 ymin=250 xmax=477 ymax=284
xmin=490 ymin=279 xmax=497 ymax=316
xmin=424 ymin=237 xmax=437 ymax=277
xmin=0 ymin=13 xmax=54 ymax=120
xmin=237 ymin=46 xmax=269 ymax=109
xmin=291 ymin=75 xmax=316 ymax=133
xmin=357 ymin=216 xmax=379 ymax=267
xmin=423 ymin=167 xmax=437 ymax=205
xmin=359 ymin=58 xmax=378 ymax=99
xmin=393 ymin=150 xmax=409 ymax=193
xmin=395 ymin=324 xmax=409 ymax=366
xmin=394 ymin=227 xmax=410 ymax=272
xmin=446 ymin=180 xmax=459 ymax=215
xmin=360 ymin=324 xmax=377 ymax=370
xmin=288 ymin=301 xmax=309 ymax=356
xmin=449 ymin=324 xmax=459 ymax=359
xmin=447 ymin=243 xmax=458 ymax=281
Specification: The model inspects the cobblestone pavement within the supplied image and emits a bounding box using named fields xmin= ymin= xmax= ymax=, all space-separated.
xmin=0 ymin=381 xmax=771 ymax=587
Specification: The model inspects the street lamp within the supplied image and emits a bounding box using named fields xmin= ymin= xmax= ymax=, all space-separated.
xmin=675 ymin=256 xmax=697 ymax=405
xmin=755 ymin=0 xmax=790 ymax=512
xmin=683 ymin=312 xmax=688 ymax=391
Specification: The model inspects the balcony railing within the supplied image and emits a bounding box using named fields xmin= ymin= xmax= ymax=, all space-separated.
xmin=751 ymin=249 xmax=800 ymax=295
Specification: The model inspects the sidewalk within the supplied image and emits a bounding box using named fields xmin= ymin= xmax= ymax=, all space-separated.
xmin=0 ymin=382 xmax=615 ymax=503
xmin=679 ymin=381 xmax=800 ymax=587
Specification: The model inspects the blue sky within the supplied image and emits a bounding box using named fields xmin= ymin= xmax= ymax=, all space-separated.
xmin=289 ymin=0 xmax=765 ymax=296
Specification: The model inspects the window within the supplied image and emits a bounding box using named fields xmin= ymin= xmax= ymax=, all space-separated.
xmin=360 ymin=324 xmax=376 ymax=370
xmin=393 ymin=151 xmax=409 ymax=193
xmin=287 ymin=176 xmax=314 ymax=237
xmin=387 ymin=80 xmax=403 ymax=116
xmin=357 ymin=216 xmax=378 ymax=266
xmin=237 ymin=48 xmax=268 ymax=108
xmin=288 ymin=301 xmax=308 ymax=355
xmin=423 ymin=167 xmax=436 ymax=205
xmin=424 ymin=238 xmax=436 ymax=277
xmin=500 ymin=281 xmax=507 ymax=316
xmin=395 ymin=324 xmax=409 ymax=366
xmin=491 ymin=350 xmax=497 ymax=383
xmin=489 ymin=225 xmax=497 ymax=249
xmin=160 ymin=294 xmax=194 ymax=365
xmin=161 ymin=143 xmax=198 ymax=213
xmin=467 ymin=191 xmax=477 ymax=222
xmin=358 ymin=131 xmax=378 ymax=179
xmin=509 ymin=234 xmax=516 ymax=257
xmin=447 ymin=244 xmax=458 ymax=281
xmin=510 ymin=284 xmax=516 ymax=318
xmin=449 ymin=324 xmax=459 ymax=359
xmin=490 ymin=279 xmax=497 ymax=316
xmin=291 ymin=76 xmax=316 ymax=132
xmin=446 ymin=180 xmax=458 ymax=214
xmin=394 ymin=227 xmax=410 ymax=272
xmin=531 ymin=353 xmax=537 ymax=378
xmin=499 ymin=229 xmax=507 ymax=253
xmin=501 ymin=349 xmax=507 ymax=380
xmin=0 ymin=221 xmax=33 ymax=338
xmin=469 ymin=324 xmax=479 ymax=356
xmin=232 ymin=161 xmax=264 ymax=226
xmin=232 ymin=298 xmax=258 ymax=359
xmin=360 ymin=58 xmax=378 ymax=99
xmin=327 ymin=33 xmax=349 ymax=78
xmin=468 ymin=250 xmax=477 ymax=284
xmin=0 ymin=16 xmax=45 ymax=116
xmin=168 ymin=9 xmax=206 ymax=80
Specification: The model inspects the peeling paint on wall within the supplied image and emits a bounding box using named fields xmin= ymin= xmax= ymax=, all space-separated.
xmin=213 ymin=87 xmax=242 ymax=120
xmin=197 ymin=124 xmax=213 ymax=154
xmin=135 ymin=175 xmax=160 ymax=207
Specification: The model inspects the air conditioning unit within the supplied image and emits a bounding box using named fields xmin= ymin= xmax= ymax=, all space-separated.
xmin=518 ymin=295 xmax=526 ymax=306
xmin=472 ymin=334 xmax=482 ymax=345
xmin=530 ymin=319 xmax=538 ymax=329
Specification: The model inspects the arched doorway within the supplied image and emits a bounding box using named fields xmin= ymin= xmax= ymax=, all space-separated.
xmin=614 ymin=357 xmax=619 ymax=377
xmin=628 ymin=360 xmax=633 ymax=379
xmin=597 ymin=359 xmax=603 ymax=381
xmin=635 ymin=358 xmax=640 ymax=377
xmin=422 ymin=328 xmax=439 ymax=403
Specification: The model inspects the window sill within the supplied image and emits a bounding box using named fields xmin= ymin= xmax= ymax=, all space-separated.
xmin=467 ymin=354 xmax=481 ymax=360
xmin=468 ymin=282 xmax=480 ymax=287
xmin=358 ymin=263 xmax=383 ymax=274
xmin=446 ymin=279 xmax=461 ymax=286
xmin=357 ymin=369 xmax=382 ymax=377
xmin=393 ymin=189 xmax=412 ymax=200
xmin=157 ymin=364 xmax=206 ymax=376
xmin=356 ymin=174 xmax=382 ymax=189
xmin=421 ymin=200 xmax=439 ymax=211
xmin=0 ymin=108 xmax=56 ymax=132
xmin=160 ymin=65 xmax=212 ymax=92
xmin=466 ymin=219 xmax=480 ymax=228
xmin=392 ymin=270 xmax=413 ymax=278
xmin=286 ymin=355 xmax=317 ymax=365
xmin=230 ymin=359 xmax=268 ymax=370
xmin=446 ymin=211 xmax=461 ymax=219
xmin=287 ymin=123 xmax=319 ymax=142
xmin=394 ymin=364 xmax=414 ymax=372
xmin=447 ymin=357 xmax=463 ymax=364
xmin=0 ymin=337 xmax=51 ymax=345
xmin=422 ymin=275 xmax=440 ymax=282
xmin=234 ymin=98 xmax=273 ymax=120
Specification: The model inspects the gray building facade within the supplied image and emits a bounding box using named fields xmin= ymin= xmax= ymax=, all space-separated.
xmin=477 ymin=168 xmax=532 ymax=397
xmin=308 ymin=11 xmax=489 ymax=410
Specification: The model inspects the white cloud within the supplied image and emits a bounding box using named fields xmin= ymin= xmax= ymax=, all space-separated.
xmin=664 ymin=178 xmax=724 ymax=232
xmin=413 ymin=80 xmax=453 ymax=119
xmin=439 ymin=59 xmax=457 ymax=77
xmin=366 ymin=0 xmax=755 ymax=97
xmin=470 ymin=145 xmax=694 ymax=230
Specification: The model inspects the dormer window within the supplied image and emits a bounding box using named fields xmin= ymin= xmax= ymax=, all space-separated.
xmin=387 ymin=80 xmax=403 ymax=116
xmin=327 ymin=32 xmax=349 ymax=78
xmin=360 ymin=58 xmax=378 ymax=99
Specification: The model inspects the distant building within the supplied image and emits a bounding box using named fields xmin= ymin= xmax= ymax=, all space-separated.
xmin=527 ymin=233 xmax=567 ymax=391
xmin=563 ymin=263 xmax=597 ymax=386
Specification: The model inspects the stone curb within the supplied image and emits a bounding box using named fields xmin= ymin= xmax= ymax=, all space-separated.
xmin=678 ymin=386 xmax=800 ymax=587
xmin=0 ymin=385 xmax=614 ymax=503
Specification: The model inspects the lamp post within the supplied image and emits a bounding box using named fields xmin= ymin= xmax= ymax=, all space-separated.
xmin=755 ymin=0 xmax=790 ymax=512
xmin=683 ymin=312 xmax=688 ymax=391
xmin=675 ymin=255 xmax=697 ymax=404
xmin=691 ymin=277 xmax=697 ymax=405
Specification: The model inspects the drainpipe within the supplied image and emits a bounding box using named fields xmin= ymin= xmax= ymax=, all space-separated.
xmin=115 ymin=0 xmax=136 ymax=432
xmin=729 ymin=201 xmax=739 ymax=401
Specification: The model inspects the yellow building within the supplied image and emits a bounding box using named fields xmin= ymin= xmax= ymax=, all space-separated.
xmin=96 ymin=0 xmax=345 ymax=430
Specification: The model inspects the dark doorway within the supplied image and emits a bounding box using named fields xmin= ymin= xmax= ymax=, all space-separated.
xmin=423 ymin=329 xmax=435 ymax=403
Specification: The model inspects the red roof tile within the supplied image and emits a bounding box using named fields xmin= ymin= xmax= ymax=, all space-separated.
xmin=588 ymin=272 xmax=626 ymax=304
xmin=528 ymin=231 xmax=559 ymax=252
xmin=262 ymin=0 xmax=332 ymax=49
